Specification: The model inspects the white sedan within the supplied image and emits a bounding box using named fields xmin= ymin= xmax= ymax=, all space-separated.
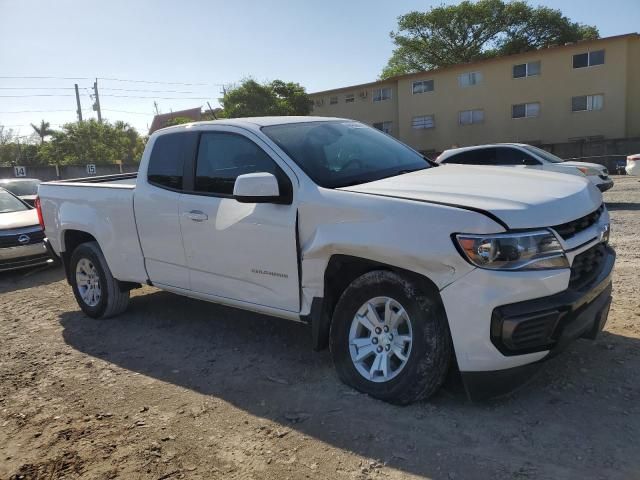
xmin=436 ymin=143 xmax=614 ymax=192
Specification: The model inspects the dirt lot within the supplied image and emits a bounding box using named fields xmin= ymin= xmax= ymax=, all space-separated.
xmin=1 ymin=176 xmax=639 ymax=480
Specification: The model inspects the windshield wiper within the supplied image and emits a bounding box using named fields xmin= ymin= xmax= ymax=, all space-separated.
xmin=422 ymin=155 xmax=439 ymax=167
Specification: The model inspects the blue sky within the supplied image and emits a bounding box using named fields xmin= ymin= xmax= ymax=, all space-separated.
xmin=1 ymin=0 xmax=638 ymax=137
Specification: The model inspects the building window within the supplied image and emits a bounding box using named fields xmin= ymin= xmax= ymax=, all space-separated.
xmin=512 ymin=102 xmax=540 ymax=118
xmin=329 ymin=96 xmax=338 ymax=105
xmin=459 ymin=109 xmax=484 ymax=125
xmin=411 ymin=115 xmax=435 ymax=129
xmin=412 ymin=80 xmax=434 ymax=94
xmin=458 ymin=71 xmax=482 ymax=87
xmin=571 ymin=94 xmax=604 ymax=112
xmin=373 ymin=87 xmax=392 ymax=102
xmin=373 ymin=121 xmax=393 ymax=134
xmin=573 ymin=50 xmax=605 ymax=68
xmin=513 ymin=61 xmax=541 ymax=78
xmin=345 ymin=94 xmax=355 ymax=103
xmin=314 ymin=98 xmax=324 ymax=107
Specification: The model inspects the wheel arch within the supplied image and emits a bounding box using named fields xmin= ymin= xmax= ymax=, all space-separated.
xmin=61 ymin=229 xmax=98 ymax=284
xmin=308 ymin=254 xmax=444 ymax=351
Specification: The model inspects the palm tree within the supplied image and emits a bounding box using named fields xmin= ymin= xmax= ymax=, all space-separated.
xmin=30 ymin=120 xmax=54 ymax=144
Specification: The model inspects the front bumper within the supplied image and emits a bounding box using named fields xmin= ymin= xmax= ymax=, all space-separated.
xmin=490 ymin=245 xmax=614 ymax=356
xmin=459 ymin=245 xmax=615 ymax=400
xmin=596 ymin=179 xmax=614 ymax=192
xmin=0 ymin=242 xmax=53 ymax=272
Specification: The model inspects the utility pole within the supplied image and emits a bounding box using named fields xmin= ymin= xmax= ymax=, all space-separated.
xmin=153 ymin=101 xmax=160 ymax=115
xmin=74 ymin=84 xmax=83 ymax=121
xmin=207 ymin=101 xmax=217 ymax=119
xmin=93 ymin=78 xmax=102 ymax=123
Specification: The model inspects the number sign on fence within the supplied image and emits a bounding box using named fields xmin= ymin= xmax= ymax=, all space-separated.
xmin=14 ymin=166 xmax=27 ymax=177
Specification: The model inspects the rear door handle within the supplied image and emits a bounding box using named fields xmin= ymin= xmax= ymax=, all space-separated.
xmin=185 ymin=210 xmax=208 ymax=222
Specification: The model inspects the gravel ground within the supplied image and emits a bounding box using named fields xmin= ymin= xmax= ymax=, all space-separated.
xmin=1 ymin=176 xmax=639 ymax=480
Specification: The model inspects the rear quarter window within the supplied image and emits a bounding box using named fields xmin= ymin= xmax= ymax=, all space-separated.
xmin=147 ymin=133 xmax=188 ymax=190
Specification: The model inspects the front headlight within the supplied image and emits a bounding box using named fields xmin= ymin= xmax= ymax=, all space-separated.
xmin=454 ymin=231 xmax=568 ymax=271
xmin=577 ymin=166 xmax=599 ymax=176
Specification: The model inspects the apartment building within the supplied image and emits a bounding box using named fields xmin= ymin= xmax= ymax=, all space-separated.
xmin=310 ymin=33 xmax=640 ymax=153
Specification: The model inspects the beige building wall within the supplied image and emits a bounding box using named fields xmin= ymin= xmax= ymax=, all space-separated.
xmin=310 ymin=82 xmax=399 ymax=137
xmin=627 ymin=38 xmax=640 ymax=137
xmin=310 ymin=34 xmax=639 ymax=153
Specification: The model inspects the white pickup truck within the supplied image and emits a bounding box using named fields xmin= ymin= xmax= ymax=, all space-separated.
xmin=38 ymin=117 xmax=615 ymax=403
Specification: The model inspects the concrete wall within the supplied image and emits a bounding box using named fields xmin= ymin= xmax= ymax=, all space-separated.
xmin=542 ymin=137 xmax=640 ymax=172
xmin=310 ymin=34 xmax=640 ymax=153
xmin=0 ymin=164 xmax=138 ymax=181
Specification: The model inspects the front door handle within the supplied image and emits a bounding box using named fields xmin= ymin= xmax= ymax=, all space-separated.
xmin=185 ymin=210 xmax=208 ymax=222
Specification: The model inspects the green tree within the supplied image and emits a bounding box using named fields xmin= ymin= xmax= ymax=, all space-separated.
xmin=221 ymin=79 xmax=313 ymax=118
xmin=0 ymin=125 xmax=44 ymax=166
xmin=380 ymin=0 xmax=599 ymax=78
xmin=38 ymin=120 xmax=146 ymax=165
xmin=164 ymin=116 xmax=197 ymax=127
xmin=30 ymin=119 xmax=54 ymax=144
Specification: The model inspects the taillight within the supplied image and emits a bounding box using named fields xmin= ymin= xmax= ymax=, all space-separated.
xmin=35 ymin=196 xmax=45 ymax=231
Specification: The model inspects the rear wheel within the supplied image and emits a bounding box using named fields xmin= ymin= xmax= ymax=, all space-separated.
xmin=330 ymin=271 xmax=451 ymax=404
xmin=69 ymin=242 xmax=129 ymax=319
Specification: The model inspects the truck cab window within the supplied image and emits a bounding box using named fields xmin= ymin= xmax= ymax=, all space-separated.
xmin=195 ymin=132 xmax=282 ymax=195
xmin=147 ymin=133 xmax=187 ymax=190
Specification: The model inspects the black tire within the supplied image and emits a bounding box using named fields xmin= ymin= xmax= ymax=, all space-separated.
xmin=69 ymin=241 xmax=130 ymax=319
xmin=329 ymin=270 xmax=451 ymax=405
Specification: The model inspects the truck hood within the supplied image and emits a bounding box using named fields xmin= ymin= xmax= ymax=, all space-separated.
xmin=0 ymin=209 xmax=39 ymax=230
xmin=340 ymin=165 xmax=602 ymax=229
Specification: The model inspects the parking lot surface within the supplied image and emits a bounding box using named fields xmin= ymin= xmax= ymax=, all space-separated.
xmin=1 ymin=176 xmax=639 ymax=480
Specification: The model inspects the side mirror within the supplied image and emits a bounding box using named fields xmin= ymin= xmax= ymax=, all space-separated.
xmin=233 ymin=172 xmax=281 ymax=203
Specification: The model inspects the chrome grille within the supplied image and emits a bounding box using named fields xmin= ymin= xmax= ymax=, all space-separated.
xmin=0 ymin=227 xmax=45 ymax=248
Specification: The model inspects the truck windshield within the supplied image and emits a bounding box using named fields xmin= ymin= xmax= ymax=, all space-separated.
xmin=0 ymin=189 xmax=29 ymax=213
xmin=262 ymin=121 xmax=430 ymax=188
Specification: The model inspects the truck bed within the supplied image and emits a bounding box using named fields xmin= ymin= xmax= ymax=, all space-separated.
xmin=39 ymin=173 xmax=148 ymax=284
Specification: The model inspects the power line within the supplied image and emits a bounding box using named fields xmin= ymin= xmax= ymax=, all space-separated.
xmin=99 ymin=77 xmax=219 ymax=86
xmin=0 ymin=75 xmax=226 ymax=86
xmin=0 ymin=94 xmax=75 ymax=97
xmin=0 ymin=109 xmax=77 ymax=113
xmin=102 ymin=108 xmax=153 ymax=115
xmin=0 ymin=87 xmax=75 ymax=90
xmin=1 ymin=93 xmax=212 ymax=100
xmin=0 ymin=75 xmax=90 ymax=80
xmin=101 ymin=94 xmax=211 ymax=100
xmin=0 ymin=86 xmax=207 ymax=94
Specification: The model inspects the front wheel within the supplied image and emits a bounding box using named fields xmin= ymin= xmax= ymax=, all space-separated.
xmin=69 ymin=241 xmax=129 ymax=319
xmin=330 ymin=271 xmax=451 ymax=404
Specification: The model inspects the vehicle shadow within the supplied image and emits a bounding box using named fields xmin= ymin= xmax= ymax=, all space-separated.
xmin=0 ymin=263 xmax=64 ymax=294
xmin=605 ymin=202 xmax=640 ymax=211
xmin=59 ymin=290 xmax=640 ymax=479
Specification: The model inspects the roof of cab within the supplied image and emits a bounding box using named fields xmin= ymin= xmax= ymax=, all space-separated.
xmin=153 ymin=116 xmax=348 ymax=135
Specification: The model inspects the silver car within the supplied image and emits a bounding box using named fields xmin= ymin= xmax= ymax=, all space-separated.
xmin=0 ymin=188 xmax=53 ymax=272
